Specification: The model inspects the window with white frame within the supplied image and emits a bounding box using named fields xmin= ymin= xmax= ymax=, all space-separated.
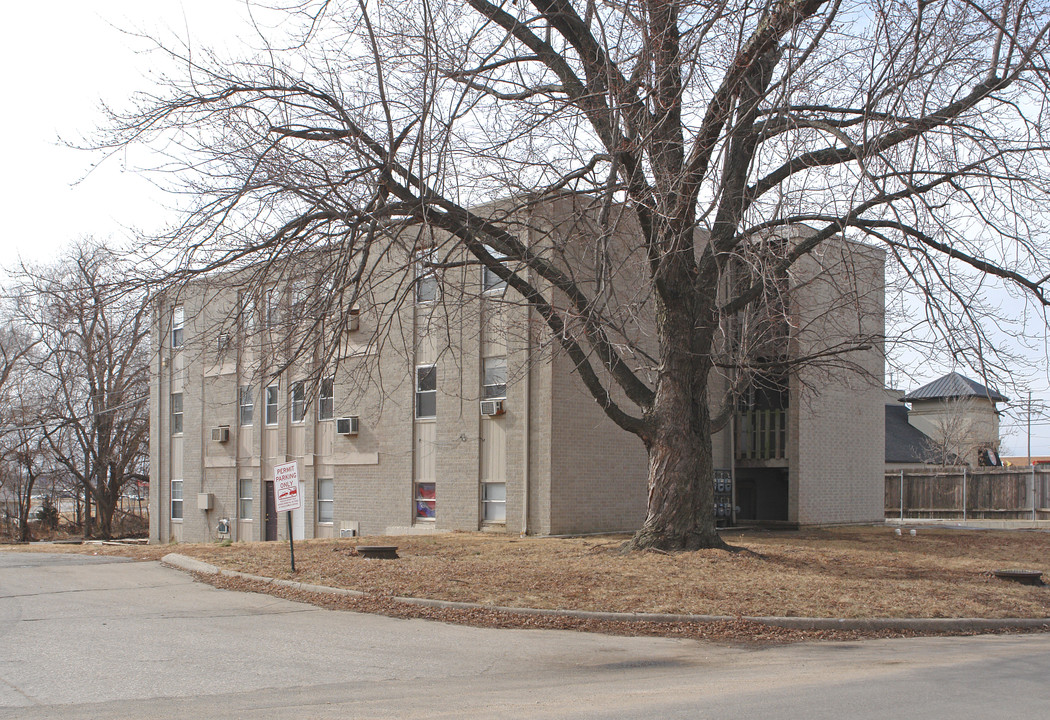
xmin=239 ymin=291 xmax=256 ymax=334
xmin=265 ymin=385 xmax=279 ymax=425
xmin=415 ymin=482 xmax=436 ymax=520
xmin=265 ymin=287 xmax=280 ymax=329
xmin=415 ymin=248 xmax=438 ymax=303
xmin=239 ymin=479 xmax=253 ymax=521
xmin=170 ymin=392 xmax=183 ymax=434
xmin=482 ymin=357 xmax=507 ymax=400
xmin=290 ymin=279 xmax=310 ymax=322
xmin=318 ymin=377 xmax=334 ymax=421
xmin=239 ymin=385 xmax=254 ymax=426
xmin=171 ymin=479 xmax=184 ymax=521
xmin=481 ymin=245 xmax=508 ymax=293
xmin=290 ymin=381 xmax=306 ymax=423
xmin=482 ymin=482 xmax=506 ymax=523
xmin=415 ymin=365 xmax=437 ymax=418
xmin=171 ymin=306 xmax=185 ymax=348
xmin=317 ymin=478 xmax=334 ymax=524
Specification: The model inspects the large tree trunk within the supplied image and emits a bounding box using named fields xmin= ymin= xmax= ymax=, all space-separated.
xmin=628 ymin=286 xmax=727 ymax=551
xmin=628 ymin=380 xmax=726 ymax=550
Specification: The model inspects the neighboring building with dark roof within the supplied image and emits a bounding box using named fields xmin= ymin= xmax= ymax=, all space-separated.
xmin=893 ymin=372 xmax=1007 ymax=467
xmin=900 ymin=372 xmax=1008 ymax=404
xmin=885 ymin=403 xmax=937 ymax=468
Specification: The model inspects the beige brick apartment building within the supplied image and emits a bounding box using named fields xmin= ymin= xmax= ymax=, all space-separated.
xmin=149 ymin=203 xmax=886 ymax=543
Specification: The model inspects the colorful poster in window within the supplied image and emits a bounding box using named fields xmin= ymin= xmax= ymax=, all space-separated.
xmin=415 ymin=482 xmax=436 ymax=519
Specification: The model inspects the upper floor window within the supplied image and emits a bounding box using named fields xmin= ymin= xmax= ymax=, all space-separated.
xmin=265 ymin=287 xmax=281 ymax=329
xmin=416 ymin=365 xmax=437 ymax=419
xmin=415 ymin=249 xmax=438 ymax=303
xmin=290 ymin=381 xmax=306 ymax=423
xmin=239 ymin=385 xmax=254 ymax=426
xmin=481 ymin=245 xmax=508 ymax=293
xmin=171 ymin=392 xmax=184 ymax=434
xmin=171 ymin=306 xmax=185 ymax=348
xmin=265 ymin=385 xmax=279 ymax=426
xmin=318 ymin=377 xmax=334 ymax=421
xmin=482 ymin=357 xmax=507 ymax=400
xmin=239 ymin=291 xmax=256 ymax=335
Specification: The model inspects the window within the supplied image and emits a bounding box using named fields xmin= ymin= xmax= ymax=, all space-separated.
xmin=415 ymin=365 xmax=437 ymax=418
xmin=415 ymin=482 xmax=436 ymax=519
xmin=290 ymin=279 xmax=310 ymax=322
xmin=482 ymin=482 xmax=506 ymax=523
xmin=171 ymin=306 xmax=184 ymax=348
xmin=239 ymin=479 xmax=253 ymax=521
xmin=290 ymin=381 xmax=306 ymax=423
xmin=481 ymin=245 xmax=508 ymax=293
xmin=239 ymin=292 xmax=256 ymax=334
xmin=170 ymin=393 xmax=183 ymax=434
xmin=265 ymin=385 xmax=279 ymax=425
xmin=171 ymin=479 xmax=183 ymax=521
xmin=318 ymin=377 xmax=334 ymax=421
xmin=265 ymin=287 xmax=280 ymax=328
xmin=317 ymin=478 xmax=334 ymax=524
xmin=482 ymin=357 xmax=507 ymax=400
xmin=415 ymin=248 xmax=438 ymax=303
xmin=217 ymin=332 xmax=231 ymax=355
xmin=239 ymin=385 xmax=254 ymax=426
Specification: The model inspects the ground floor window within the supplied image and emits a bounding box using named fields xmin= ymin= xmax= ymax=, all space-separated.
xmin=481 ymin=482 xmax=506 ymax=523
xmin=171 ymin=479 xmax=184 ymax=520
xmin=415 ymin=482 xmax=436 ymax=519
xmin=317 ymin=478 xmax=334 ymax=524
xmin=239 ymin=479 xmax=253 ymax=521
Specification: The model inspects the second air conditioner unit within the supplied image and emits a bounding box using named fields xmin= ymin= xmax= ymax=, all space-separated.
xmin=480 ymin=399 xmax=505 ymax=416
xmin=211 ymin=426 xmax=230 ymax=443
xmin=336 ymin=416 xmax=360 ymax=436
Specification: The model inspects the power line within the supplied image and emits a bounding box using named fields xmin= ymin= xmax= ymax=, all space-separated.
xmin=0 ymin=395 xmax=148 ymax=439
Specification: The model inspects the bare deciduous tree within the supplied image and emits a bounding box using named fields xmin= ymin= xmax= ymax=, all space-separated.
xmin=14 ymin=243 xmax=150 ymax=539
xmin=0 ymin=336 xmax=48 ymax=542
xmin=104 ymin=0 xmax=1050 ymax=549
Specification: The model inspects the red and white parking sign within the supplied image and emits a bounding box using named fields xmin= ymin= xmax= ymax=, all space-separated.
xmin=273 ymin=461 xmax=302 ymax=512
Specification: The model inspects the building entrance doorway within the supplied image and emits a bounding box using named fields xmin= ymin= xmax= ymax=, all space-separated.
xmin=264 ymin=481 xmax=278 ymax=541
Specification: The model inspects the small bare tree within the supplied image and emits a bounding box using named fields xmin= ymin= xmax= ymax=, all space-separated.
xmin=102 ymin=0 xmax=1050 ymax=549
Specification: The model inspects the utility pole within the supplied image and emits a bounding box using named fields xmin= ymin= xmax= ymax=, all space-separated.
xmin=1028 ymin=391 xmax=1033 ymax=466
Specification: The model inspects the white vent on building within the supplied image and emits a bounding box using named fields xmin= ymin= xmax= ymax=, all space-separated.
xmin=340 ymin=520 xmax=360 ymax=538
xmin=480 ymin=399 xmax=505 ymax=416
xmin=211 ymin=426 xmax=230 ymax=443
xmin=336 ymin=416 xmax=359 ymax=436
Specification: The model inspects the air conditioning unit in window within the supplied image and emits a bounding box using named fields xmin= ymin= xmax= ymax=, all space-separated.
xmin=336 ymin=416 xmax=359 ymax=436
xmin=211 ymin=426 xmax=230 ymax=443
xmin=480 ymin=399 xmax=505 ymax=416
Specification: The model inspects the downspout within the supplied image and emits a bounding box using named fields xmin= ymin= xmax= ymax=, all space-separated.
xmin=521 ymin=205 xmax=533 ymax=537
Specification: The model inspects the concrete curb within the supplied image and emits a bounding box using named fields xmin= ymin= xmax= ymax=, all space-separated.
xmin=161 ymin=553 xmax=1050 ymax=633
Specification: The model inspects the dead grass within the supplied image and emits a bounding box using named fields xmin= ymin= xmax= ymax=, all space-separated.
xmin=8 ymin=526 xmax=1050 ymax=620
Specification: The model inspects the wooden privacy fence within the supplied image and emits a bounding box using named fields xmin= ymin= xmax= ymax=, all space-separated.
xmin=885 ymin=467 xmax=1050 ymax=520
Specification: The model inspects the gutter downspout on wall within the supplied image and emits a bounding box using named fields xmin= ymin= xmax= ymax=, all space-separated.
xmin=521 ymin=205 xmax=534 ymax=537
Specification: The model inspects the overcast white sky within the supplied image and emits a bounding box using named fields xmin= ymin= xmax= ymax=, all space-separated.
xmin=1 ymin=1 xmax=1048 ymax=455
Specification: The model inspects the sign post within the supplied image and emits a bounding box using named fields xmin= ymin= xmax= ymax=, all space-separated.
xmin=273 ymin=461 xmax=302 ymax=572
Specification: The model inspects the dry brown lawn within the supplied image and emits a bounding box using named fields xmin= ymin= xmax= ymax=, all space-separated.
xmin=11 ymin=526 xmax=1049 ymax=620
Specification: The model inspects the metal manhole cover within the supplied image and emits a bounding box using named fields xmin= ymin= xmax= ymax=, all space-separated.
xmin=992 ymin=569 xmax=1043 ymax=585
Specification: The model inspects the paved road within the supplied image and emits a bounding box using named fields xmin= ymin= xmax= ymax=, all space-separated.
xmin=1 ymin=552 xmax=1049 ymax=719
